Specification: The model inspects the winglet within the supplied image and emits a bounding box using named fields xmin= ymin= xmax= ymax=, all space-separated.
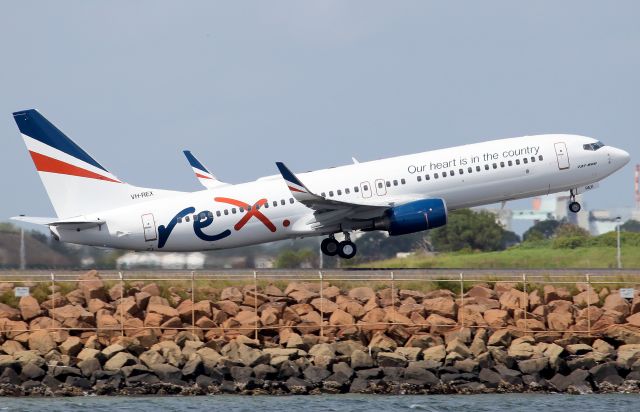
xmin=183 ymin=150 xmax=228 ymax=189
xmin=275 ymin=162 xmax=317 ymax=202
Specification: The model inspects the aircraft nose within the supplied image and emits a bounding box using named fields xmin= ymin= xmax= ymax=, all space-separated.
xmin=610 ymin=147 xmax=631 ymax=167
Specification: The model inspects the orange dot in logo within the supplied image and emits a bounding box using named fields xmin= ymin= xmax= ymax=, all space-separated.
xmin=283 ymin=219 xmax=290 ymax=227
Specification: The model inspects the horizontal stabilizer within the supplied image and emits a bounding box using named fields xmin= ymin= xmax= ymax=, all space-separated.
xmin=11 ymin=215 xmax=106 ymax=230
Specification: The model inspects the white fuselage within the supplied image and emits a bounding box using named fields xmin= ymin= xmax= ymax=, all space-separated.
xmin=52 ymin=134 xmax=629 ymax=251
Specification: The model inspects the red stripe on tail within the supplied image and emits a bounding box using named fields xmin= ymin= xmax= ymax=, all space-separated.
xmin=29 ymin=151 xmax=121 ymax=183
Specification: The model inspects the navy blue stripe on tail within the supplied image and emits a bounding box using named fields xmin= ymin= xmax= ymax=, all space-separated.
xmin=13 ymin=109 xmax=107 ymax=172
xmin=183 ymin=150 xmax=209 ymax=174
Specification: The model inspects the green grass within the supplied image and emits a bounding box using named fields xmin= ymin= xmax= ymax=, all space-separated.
xmin=359 ymin=246 xmax=640 ymax=269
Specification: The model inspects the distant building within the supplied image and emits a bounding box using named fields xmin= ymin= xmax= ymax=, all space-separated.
xmin=116 ymin=252 xmax=206 ymax=270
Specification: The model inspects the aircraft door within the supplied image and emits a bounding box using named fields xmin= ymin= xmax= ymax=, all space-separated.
xmin=554 ymin=142 xmax=570 ymax=170
xmin=141 ymin=213 xmax=157 ymax=241
xmin=360 ymin=181 xmax=372 ymax=198
xmin=374 ymin=179 xmax=387 ymax=196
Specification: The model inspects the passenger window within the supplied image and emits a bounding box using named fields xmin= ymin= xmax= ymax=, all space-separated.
xmin=500 ymin=162 xmax=505 ymax=168
xmin=185 ymin=216 xmax=190 ymax=222
xmin=393 ymin=180 xmax=398 ymax=186
xmin=417 ymin=175 xmax=422 ymax=182
xmin=476 ymin=166 xmax=481 ymax=172
xmin=289 ymin=198 xmax=294 ymax=204
xmin=264 ymin=203 xmax=269 ymax=209
xmin=337 ymin=189 xmax=342 ymax=195
xmin=239 ymin=207 xmax=244 ymax=212
xmin=468 ymin=167 xmax=473 ymax=173
xmin=216 ymin=211 xmax=221 ymax=217
xmin=231 ymin=208 xmax=236 ymax=214
xmin=523 ymin=158 xmax=528 ymax=164
xmin=531 ymin=156 xmax=535 ymax=162
xmin=386 ymin=181 xmax=391 ymax=187
xmin=459 ymin=168 xmax=464 ymax=175
xmin=492 ymin=163 xmax=497 ymax=169
xmin=281 ymin=199 xmax=286 ymax=205
xmin=434 ymin=173 xmax=439 ymax=179
xmin=177 ymin=217 xmax=182 ymax=223
xmin=538 ymin=155 xmax=543 ymax=161
xmin=516 ymin=159 xmax=520 ymax=165
xmin=508 ymin=160 xmax=513 ymax=166
xmin=321 ymin=192 xmax=326 ymax=197
xmin=345 ymin=188 xmax=350 ymax=194
xmin=426 ymin=174 xmax=430 ymax=180
xmin=354 ymin=186 xmax=359 ymax=193
xmin=224 ymin=209 xmax=229 ymax=215
xmin=379 ymin=182 xmax=385 ymax=188
xmin=484 ymin=164 xmax=489 ymax=170
xmin=401 ymin=178 xmax=406 ymax=184
xmin=363 ymin=185 xmax=368 ymax=191
xmin=329 ymin=191 xmax=334 ymax=197
xmin=273 ymin=201 xmax=278 ymax=207
xmin=442 ymin=171 xmax=447 ymax=177
xmin=450 ymin=170 xmax=455 ymax=176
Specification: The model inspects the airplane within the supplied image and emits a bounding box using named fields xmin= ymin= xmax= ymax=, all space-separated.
xmin=11 ymin=109 xmax=630 ymax=259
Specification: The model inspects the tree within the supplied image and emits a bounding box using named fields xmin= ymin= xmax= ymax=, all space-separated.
xmin=430 ymin=209 xmax=506 ymax=252
xmin=554 ymin=223 xmax=590 ymax=238
xmin=355 ymin=231 xmax=427 ymax=262
xmin=621 ymin=219 xmax=640 ymax=233
xmin=274 ymin=249 xmax=316 ymax=268
xmin=522 ymin=219 xmax=561 ymax=241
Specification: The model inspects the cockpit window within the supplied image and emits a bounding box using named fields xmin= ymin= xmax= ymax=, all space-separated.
xmin=583 ymin=141 xmax=605 ymax=151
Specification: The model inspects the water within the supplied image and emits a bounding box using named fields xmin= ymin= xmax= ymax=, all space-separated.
xmin=0 ymin=394 xmax=639 ymax=412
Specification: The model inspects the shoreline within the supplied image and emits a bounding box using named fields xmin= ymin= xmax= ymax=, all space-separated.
xmin=1 ymin=271 xmax=640 ymax=396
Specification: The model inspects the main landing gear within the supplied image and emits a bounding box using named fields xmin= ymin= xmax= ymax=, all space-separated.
xmin=321 ymin=233 xmax=357 ymax=259
xmin=568 ymin=190 xmax=581 ymax=213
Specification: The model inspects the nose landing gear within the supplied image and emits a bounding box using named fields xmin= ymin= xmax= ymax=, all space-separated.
xmin=568 ymin=189 xmax=581 ymax=213
xmin=320 ymin=233 xmax=357 ymax=259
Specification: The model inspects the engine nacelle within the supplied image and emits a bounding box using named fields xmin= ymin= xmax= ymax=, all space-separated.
xmin=373 ymin=198 xmax=448 ymax=236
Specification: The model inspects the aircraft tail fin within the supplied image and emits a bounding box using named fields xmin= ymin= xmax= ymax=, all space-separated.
xmin=183 ymin=150 xmax=229 ymax=189
xmin=13 ymin=109 xmax=182 ymax=218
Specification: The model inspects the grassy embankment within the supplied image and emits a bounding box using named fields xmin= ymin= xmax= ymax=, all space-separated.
xmin=359 ymin=246 xmax=640 ymax=269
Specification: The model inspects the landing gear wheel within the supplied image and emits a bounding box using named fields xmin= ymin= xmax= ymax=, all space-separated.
xmin=338 ymin=241 xmax=357 ymax=259
xmin=569 ymin=201 xmax=581 ymax=213
xmin=321 ymin=237 xmax=339 ymax=256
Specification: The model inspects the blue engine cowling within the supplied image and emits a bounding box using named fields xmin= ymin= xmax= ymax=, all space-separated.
xmin=382 ymin=198 xmax=448 ymax=236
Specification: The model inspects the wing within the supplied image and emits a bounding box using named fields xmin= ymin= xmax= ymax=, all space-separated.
xmin=183 ymin=150 xmax=230 ymax=189
xmin=275 ymin=162 xmax=391 ymax=230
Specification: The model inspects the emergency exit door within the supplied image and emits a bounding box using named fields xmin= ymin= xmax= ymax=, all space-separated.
xmin=554 ymin=142 xmax=570 ymax=170
xmin=141 ymin=213 xmax=157 ymax=241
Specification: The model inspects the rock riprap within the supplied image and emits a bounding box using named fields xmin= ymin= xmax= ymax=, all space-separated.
xmin=0 ymin=271 xmax=640 ymax=395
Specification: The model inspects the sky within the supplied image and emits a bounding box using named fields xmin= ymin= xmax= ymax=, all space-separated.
xmin=0 ymin=1 xmax=638 ymax=229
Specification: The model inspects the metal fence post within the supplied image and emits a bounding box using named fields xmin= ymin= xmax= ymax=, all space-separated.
xmin=390 ymin=271 xmax=395 ymax=311
xmin=319 ymin=271 xmax=324 ymax=337
xmin=253 ymin=270 xmax=259 ymax=341
xmin=522 ymin=273 xmax=528 ymax=335
xmin=191 ymin=271 xmax=196 ymax=333
xmin=50 ymin=272 xmax=55 ymax=333
xmin=119 ymin=271 xmax=124 ymax=336
xmin=586 ymin=273 xmax=591 ymax=336
xmin=459 ymin=272 xmax=465 ymax=329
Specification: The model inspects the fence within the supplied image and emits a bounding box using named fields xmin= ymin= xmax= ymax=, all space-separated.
xmin=0 ymin=270 xmax=639 ymax=342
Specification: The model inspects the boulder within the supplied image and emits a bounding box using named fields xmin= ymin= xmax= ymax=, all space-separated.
xmin=616 ymin=344 xmax=640 ymax=367
xmin=422 ymin=345 xmax=446 ymax=363
xmin=548 ymin=369 xmax=590 ymax=392
xmin=377 ymin=352 xmax=407 ymax=368
xmin=483 ymin=309 xmax=509 ymax=328
xmin=517 ymin=357 xmax=548 ymax=374
xmin=303 ymin=365 xmax=331 ymax=384
xmin=348 ymin=287 xmax=376 ymax=303
xmin=604 ymin=292 xmax=630 ymax=316
xmin=573 ymin=290 xmax=599 ymax=307
xmin=311 ymin=298 xmax=338 ymax=314
xmin=59 ymin=336 xmax=83 ymax=357
xmin=423 ymin=297 xmax=457 ymax=319
xmin=487 ymin=329 xmax=512 ymax=347
xmin=18 ymin=296 xmax=41 ymax=321
xmin=28 ymin=330 xmax=57 ymax=355
xmin=329 ymin=309 xmax=354 ymax=326
xmin=104 ymin=352 xmax=138 ymax=370
xmin=351 ymin=349 xmax=375 ymax=369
